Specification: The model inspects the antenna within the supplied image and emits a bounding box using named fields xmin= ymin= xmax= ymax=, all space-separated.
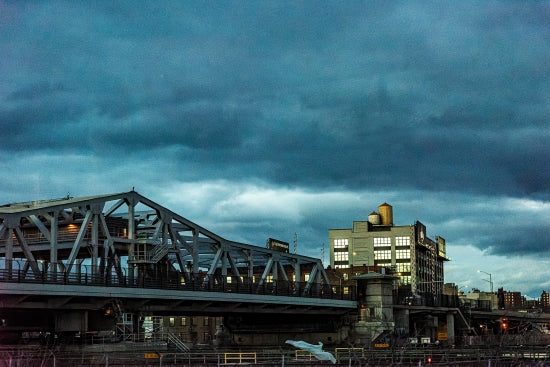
xmin=293 ymin=233 xmax=297 ymax=254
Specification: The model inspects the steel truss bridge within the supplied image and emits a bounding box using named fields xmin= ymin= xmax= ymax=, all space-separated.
xmin=0 ymin=191 xmax=356 ymax=324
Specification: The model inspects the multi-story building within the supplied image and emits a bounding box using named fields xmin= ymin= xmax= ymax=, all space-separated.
xmin=502 ymin=290 xmax=523 ymax=310
xmin=328 ymin=203 xmax=449 ymax=301
xmin=460 ymin=289 xmax=497 ymax=311
xmin=541 ymin=290 xmax=550 ymax=311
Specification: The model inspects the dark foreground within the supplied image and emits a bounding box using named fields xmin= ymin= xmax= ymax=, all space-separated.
xmin=1 ymin=344 xmax=550 ymax=366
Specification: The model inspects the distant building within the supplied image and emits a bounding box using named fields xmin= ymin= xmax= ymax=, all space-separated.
xmin=503 ymin=291 xmax=523 ymax=310
xmin=460 ymin=289 xmax=498 ymax=311
xmin=328 ymin=203 xmax=449 ymax=302
xmin=135 ymin=315 xmax=223 ymax=345
xmin=541 ymin=290 xmax=550 ymax=311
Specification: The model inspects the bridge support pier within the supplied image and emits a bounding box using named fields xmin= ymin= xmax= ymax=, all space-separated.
xmin=446 ymin=311 xmax=455 ymax=345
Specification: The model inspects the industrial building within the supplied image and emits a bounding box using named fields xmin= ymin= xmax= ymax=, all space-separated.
xmin=329 ymin=203 xmax=450 ymax=305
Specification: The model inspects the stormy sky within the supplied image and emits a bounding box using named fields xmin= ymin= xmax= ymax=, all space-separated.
xmin=1 ymin=1 xmax=550 ymax=298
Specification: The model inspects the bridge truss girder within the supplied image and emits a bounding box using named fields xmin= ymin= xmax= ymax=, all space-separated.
xmin=0 ymin=191 xmax=331 ymax=296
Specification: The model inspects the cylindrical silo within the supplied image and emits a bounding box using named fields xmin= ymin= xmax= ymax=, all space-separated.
xmin=368 ymin=211 xmax=381 ymax=225
xmin=378 ymin=202 xmax=393 ymax=226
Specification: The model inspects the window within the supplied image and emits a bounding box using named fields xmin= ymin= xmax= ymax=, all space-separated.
xmin=374 ymin=237 xmax=391 ymax=247
xmin=181 ymin=317 xmax=187 ymax=326
xmin=395 ymin=236 xmax=410 ymax=247
xmin=396 ymin=263 xmax=411 ymax=273
xmin=399 ymin=276 xmax=411 ymax=285
xmin=334 ymin=251 xmax=349 ymax=262
xmin=334 ymin=239 xmax=348 ymax=248
xmin=343 ymin=273 xmax=349 ymax=281
xmin=203 ymin=316 xmax=209 ymax=326
xmin=266 ymin=275 xmax=274 ymax=283
xmin=304 ymin=273 xmax=310 ymax=281
xmin=396 ymin=249 xmax=410 ymax=259
xmin=226 ymin=276 xmax=232 ymax=283
xmin=335 ymin=264 xmax=349 ymax=269
xmin=374 ymin=250 xmax=391 ymax=260
xmin=169 ymin=317 xmax=175 ymax=327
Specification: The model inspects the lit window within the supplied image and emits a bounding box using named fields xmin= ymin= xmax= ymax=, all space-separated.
xmin=334 ymin=239 xmax=349 ymax=248
xmin=169 ymin=317 xmax=175 ymax=327
xmin=374 ymin=250 xmax=391 ymax=260
xmin=226 ymin=276 xmax=232 ymax=284
xmin=266 ymin=275 xmax=274 ymax=283
xmin=396 ymin=263 xmax=411 ymax=272
xmin=374 ymin=237 xmax=391 ymax=247
xmin=334 ymin=251 xmax=349 ymax=262
xmin=395 ymin=236 xmax=410 ymax=247
xmin=343 ymin=287 xmax=349 ymax=295
xmin=335 ymin=264 xmax=349 ymax=269
xmin=181 ymin=317 xmax=187 ymax=326
xmin=304 ymin=273 xmax=310 ymax=281
xmin=396 ymin=249 xmax=410 ymax=259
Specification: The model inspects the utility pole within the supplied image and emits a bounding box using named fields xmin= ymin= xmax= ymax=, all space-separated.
xmin=478 ymin=270 xmax=493 ymax=293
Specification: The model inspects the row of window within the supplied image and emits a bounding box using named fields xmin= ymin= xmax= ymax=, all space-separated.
xmin=373 ymin=237 xmax=391 ymax=247
xmin=219 ymin=274 xmax=311 ymax=284
xmin=334 ymin=252 xmax=349 ymax=262
xmin=335 ymin=236 xmax=411 ymax=249
xmin=167 ymin=316 xmax=209 ymax=327
xmin=334 ymin=238 xmax=349 ymax=248
xmin=373 ymin=249 xmax=410 ymax=260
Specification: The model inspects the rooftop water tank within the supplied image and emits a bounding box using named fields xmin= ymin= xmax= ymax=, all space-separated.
xmin=378 ymin=202 xmax=393 ymax=226
xmin=368 ymin=211 xmax=381 ymax=225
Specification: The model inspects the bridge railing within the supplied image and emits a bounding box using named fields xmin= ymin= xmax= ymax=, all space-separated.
xmin=0 ymin=259 xmax=356 ymax=301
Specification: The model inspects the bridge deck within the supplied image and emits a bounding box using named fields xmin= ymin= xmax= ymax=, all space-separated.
xmin=0 ymin=266 xmax=357 ymax=315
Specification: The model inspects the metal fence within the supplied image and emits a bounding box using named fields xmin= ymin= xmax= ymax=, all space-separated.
xmin=0 ymin=259 xmax=356 ymax=301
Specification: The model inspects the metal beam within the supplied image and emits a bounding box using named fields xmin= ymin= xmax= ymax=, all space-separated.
xmin=65 ymin=210 xmax=93 ymax=274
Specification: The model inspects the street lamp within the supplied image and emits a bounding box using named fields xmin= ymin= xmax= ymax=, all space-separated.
xmin=477 ymin=270 xmax=493 ymax=293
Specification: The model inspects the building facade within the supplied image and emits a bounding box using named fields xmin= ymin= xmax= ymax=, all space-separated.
xmin=329 ymin=203 xmax=449 ymax=299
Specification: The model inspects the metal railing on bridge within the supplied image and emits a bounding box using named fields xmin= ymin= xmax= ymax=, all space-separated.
xmin=0 ymin=260 xmax=356 ymax=301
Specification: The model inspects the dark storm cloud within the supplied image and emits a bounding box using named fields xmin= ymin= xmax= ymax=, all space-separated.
xmin=2 ymin=1 xmax=549 ymax=192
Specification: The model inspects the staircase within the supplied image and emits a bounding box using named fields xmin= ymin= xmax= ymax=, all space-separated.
xmin=166 ymin=331 xmax=191 ymax=352
xmin=129 ymin=238 xmax=171 ymax=264
xmin=150 ymin=241 xmax=170 ymax=262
